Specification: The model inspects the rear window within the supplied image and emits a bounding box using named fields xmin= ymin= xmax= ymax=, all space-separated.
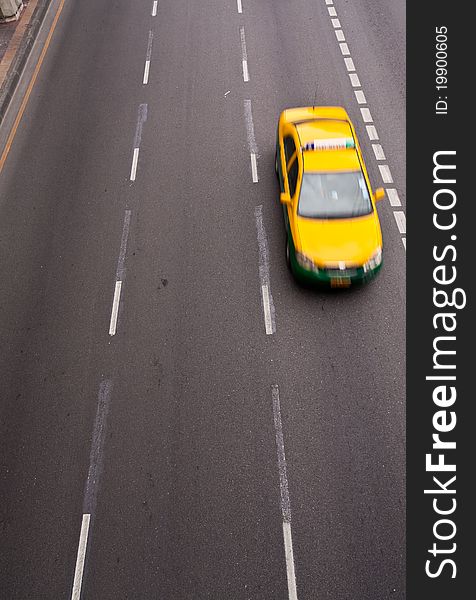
xmin=298 ymin=171 xmax=373 ymax=219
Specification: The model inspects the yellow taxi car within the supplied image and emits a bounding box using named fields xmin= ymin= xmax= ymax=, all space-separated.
xmin=275 ymin=106 xmax=384 ymax=286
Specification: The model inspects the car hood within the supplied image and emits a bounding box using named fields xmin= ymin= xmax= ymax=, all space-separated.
xmin=295 ymin=212 xmax=382 ymax=266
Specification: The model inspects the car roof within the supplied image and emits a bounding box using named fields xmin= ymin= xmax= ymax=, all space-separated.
xmin=296 ymin=118 xmax=361 ymax=172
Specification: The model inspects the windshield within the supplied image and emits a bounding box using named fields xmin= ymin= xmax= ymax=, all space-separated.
xmin=298 ymin=171 xmax=373 ymax=219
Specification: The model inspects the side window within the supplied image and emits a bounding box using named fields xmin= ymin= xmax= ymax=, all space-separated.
xmin=288 ymin=156 xmax=299 ymax=197
xmin=284 ymin=136 xmax=296 ymax=166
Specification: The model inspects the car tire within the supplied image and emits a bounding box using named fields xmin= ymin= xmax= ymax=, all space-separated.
xmin=286 ymin=238 xmax=291 ymax=270
xmin=275 ymin=152 xmax=278 ymax=176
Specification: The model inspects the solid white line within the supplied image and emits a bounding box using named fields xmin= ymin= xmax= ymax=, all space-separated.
xmin=109 ymin=281 xmax=122 ymax=336
xmin=143 ymin=60 xmax=150 ymax=85
xmin=242 ymin=60 xmax=249 ymax=82
xmin=152 ymin=0 xmax=157 ymax=16
xmin=366 ymin=124 xmax=379 ymax=140
xmin=344 ymin=57 xmax=355 ymax=71
xmin=331 ymin=18 xmax=341 ymax=28
xmin=372 ymin=143 xmax=386 ymax=160
xmin=251 ymin=152 xmax=258 ymax=183
xmin=402 ymin=237 xmax=406 ymax=250
xmin=360 ymin=107 xmax=373 ymax=122
xmin=71 ymin=514 xmax=90 ymax=600
xmin=237 ymin=0 xmax=242 ymax=13
xmin=354 ymin=89 xmax=366 ymax=104
xmin=283 ymin=522 xmax=299 ymax=600
xmin=378 ymin=164 xmax=393 ymax=184
xmin=328 ymin=6 xmax=337 ymax=17
xmin=394 ymin=210 xmax=406 ymax=234
xmin=386 ymin=188 xmax=401 ymax=207
xmin=339 ymin=42 xmax=350 ymax=56
xmin=262 ymin=285 xmax=273 ymax=334
xmin=335 ymin=29 xmax=345 ymax=42
xmin=130 ymin=147 xmax=140 ymax=181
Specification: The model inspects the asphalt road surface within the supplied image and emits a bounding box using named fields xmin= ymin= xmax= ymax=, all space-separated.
xmin=0 ymin=0 xmax=406 ymax=598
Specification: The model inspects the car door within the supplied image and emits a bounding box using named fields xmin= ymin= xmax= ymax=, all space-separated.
xmin=281 ymin=132 xmax=299 ymax=232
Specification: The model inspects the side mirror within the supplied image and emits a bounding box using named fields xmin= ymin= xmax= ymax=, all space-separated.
xmin=374 ymin=188 xmax=385 ymax=202
xmin=280 ymin=192 xmax=291 ymax=205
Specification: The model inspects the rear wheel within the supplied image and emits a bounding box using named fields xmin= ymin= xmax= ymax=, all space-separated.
xmin=275 ymin=152 xmax=279 ymax=175
xmin=285 ymin=238 xmax=291 ymax=270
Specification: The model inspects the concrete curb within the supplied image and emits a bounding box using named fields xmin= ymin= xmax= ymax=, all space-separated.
xmin=0 ymin=0 xmax=51 ymax=125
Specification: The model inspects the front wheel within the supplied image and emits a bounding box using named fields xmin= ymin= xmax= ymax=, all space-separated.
xmin=275 ymin=152 xmax=279 ymax=175
xmin=285 ymin=238 xmax=291 ymax=270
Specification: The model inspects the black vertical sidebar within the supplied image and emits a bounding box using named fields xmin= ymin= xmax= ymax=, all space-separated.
xmin=407 ymin=3 xmax=474 ymax=599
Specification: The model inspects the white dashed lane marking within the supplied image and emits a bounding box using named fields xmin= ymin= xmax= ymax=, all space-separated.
xmin=255 ymin=206 xmax=276 ymax=335
xmin=366 ymin=124 xmax=379 ymax=140
xmin=250 ymin=153 xmax=258 ymax=183
xmin=243 ymin=61 xmax=250 ymax=83
xmin=339 ymin=42 xmax=350 ymax=56
xmin=372 ymin=144 xmax=386 ymax=161
xmin=386 ymin=188 xmax=402 ymax=207
xmin=394 ymin=211 xmax=406 ymax=234
xmin=71 ymin=380 xmax=113 ymax=599
xmin=143 ymin=31 xmax=153 ymax=85
xmin=272 ymin=385 xmax=298 ymax=599
xmin=71 ymin=514 xmax=90 ymax=600
xmin=152 ymin=0 xmax=157 ymax=16
xmin=130 ymin=148 xmax=140 ymax=181
xmin=244 ymin=99 xmax=259 ymax=183
xmin=130 ymin=104 xmax=147 ymax=182
xmin=237 ymin=0 xmax=242 ymax=13
xmin=109 ymin=282 xmax=122 ymax=336
xmin=240 ymin=26 xmax=250 ymax=82
xmin=378 ymin=164 xmax=393 ymax=184
xmin=109 ymin=210 xmax=132 ymax=336
xmin=322 ymin=1 xmax=406 ymax=245
xmin=143 ymin=61 xmax=151 ymax=85
xmin=344 ymin=57 xmax=355 ymax=71
xmin=115 ymin=210 xmax=132 ymax=281
xmin=360 ymin=107 xmax=373 ymax=123
xmin=261 ymin=284 xmax=273 ymax=335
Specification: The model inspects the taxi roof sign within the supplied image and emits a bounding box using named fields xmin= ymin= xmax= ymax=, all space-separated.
xmin=303 ymin=137 xmax=355 ymax=151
